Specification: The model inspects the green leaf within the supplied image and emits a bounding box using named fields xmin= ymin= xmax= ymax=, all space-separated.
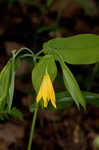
xmin=62 ymin=62 xmax=86 ymax=109
xmin=0 ymin=61 xmax=12 ymax=110
xmin=0 ymin=107 xmax=23 ymax=120
xmin=7 ymin=52 xmax=16 ymax=111
xmin=0 ymin=54 xmax=20 ymax=111
xmin=7 ymin=52 xmax=20 ymax=111
xmin=48 ymin=91 xmax=73 ymax=110
xmin=54 ymin=51 xmax=86 ymax=109
xmin=43 ymin=34 xmax=99 ymax=65
xmin=7 ymin=60 xmax=15 ymax=111
xmin=32 ymin=55 xmax=57 ymax=92
xmin=8 ymin=107 xmax=23 ymax=120
xmin=48 ymin=91 xmax=99 ymax=110
xmin=83 ymin=92 xmax=99 ymax=107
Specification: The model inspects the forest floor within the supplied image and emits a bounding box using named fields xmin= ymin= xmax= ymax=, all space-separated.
xmin=0 ymin=0 xmax=99 ymax=150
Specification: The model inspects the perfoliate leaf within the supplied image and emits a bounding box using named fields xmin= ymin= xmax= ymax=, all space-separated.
xmin=43 ymin=34 xmax=99 ymax=64
xmin=32 ymin=55 xmax=57 ymax=92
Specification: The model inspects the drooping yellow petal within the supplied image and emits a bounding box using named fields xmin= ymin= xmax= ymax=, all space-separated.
xmin=36 ymin=87 xmax=42 ymax=103
xmin=47 ymin=76 xmax=56 ymax=108
xmin=36 ymin=74 xmax=56 ymax=108
xmin=42 ymin=78 xmax=48 ymax=107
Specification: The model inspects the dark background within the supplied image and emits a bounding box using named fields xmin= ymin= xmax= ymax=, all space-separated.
xmin=0 ymin=0 xmax=99 ymax=150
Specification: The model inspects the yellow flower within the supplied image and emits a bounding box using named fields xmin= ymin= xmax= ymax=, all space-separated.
xmin=36 ymin=74 xmax=56 ymax=108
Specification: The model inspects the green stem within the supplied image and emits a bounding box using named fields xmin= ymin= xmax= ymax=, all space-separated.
xmin=35 ymin=49 xmax=44 ymax=57
xmin=20 ymin=54 xmax=33 ymax=59
xmin=27 ymin=108 xmax=38 ymax=150
xmin=15 ymin=47 xmax=34 ymax=58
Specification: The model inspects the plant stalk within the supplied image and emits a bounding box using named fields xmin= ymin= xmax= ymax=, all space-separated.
xmin=27 ymin=108 xmax=38 ymax=150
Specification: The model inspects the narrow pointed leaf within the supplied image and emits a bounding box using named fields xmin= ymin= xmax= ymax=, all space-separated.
xmin=0 ymin=61 xmax=11 ymax=110
xmin=7 ymin=57 xmax=20 ymax=111
xmin=0 ymin=54 xmax=20 ymax=112
xmin=54 ymin=51 xmax=86 ymax=109
xmin=62 ymin=62 xmax=86 ymax=109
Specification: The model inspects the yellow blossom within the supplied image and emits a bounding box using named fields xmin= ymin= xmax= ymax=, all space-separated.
xmin=36 ymin=74 xmax=56 ymax=108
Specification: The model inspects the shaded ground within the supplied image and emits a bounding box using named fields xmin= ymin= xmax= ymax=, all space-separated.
xmin=0 ymin=0 xmax=99 ymax=150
